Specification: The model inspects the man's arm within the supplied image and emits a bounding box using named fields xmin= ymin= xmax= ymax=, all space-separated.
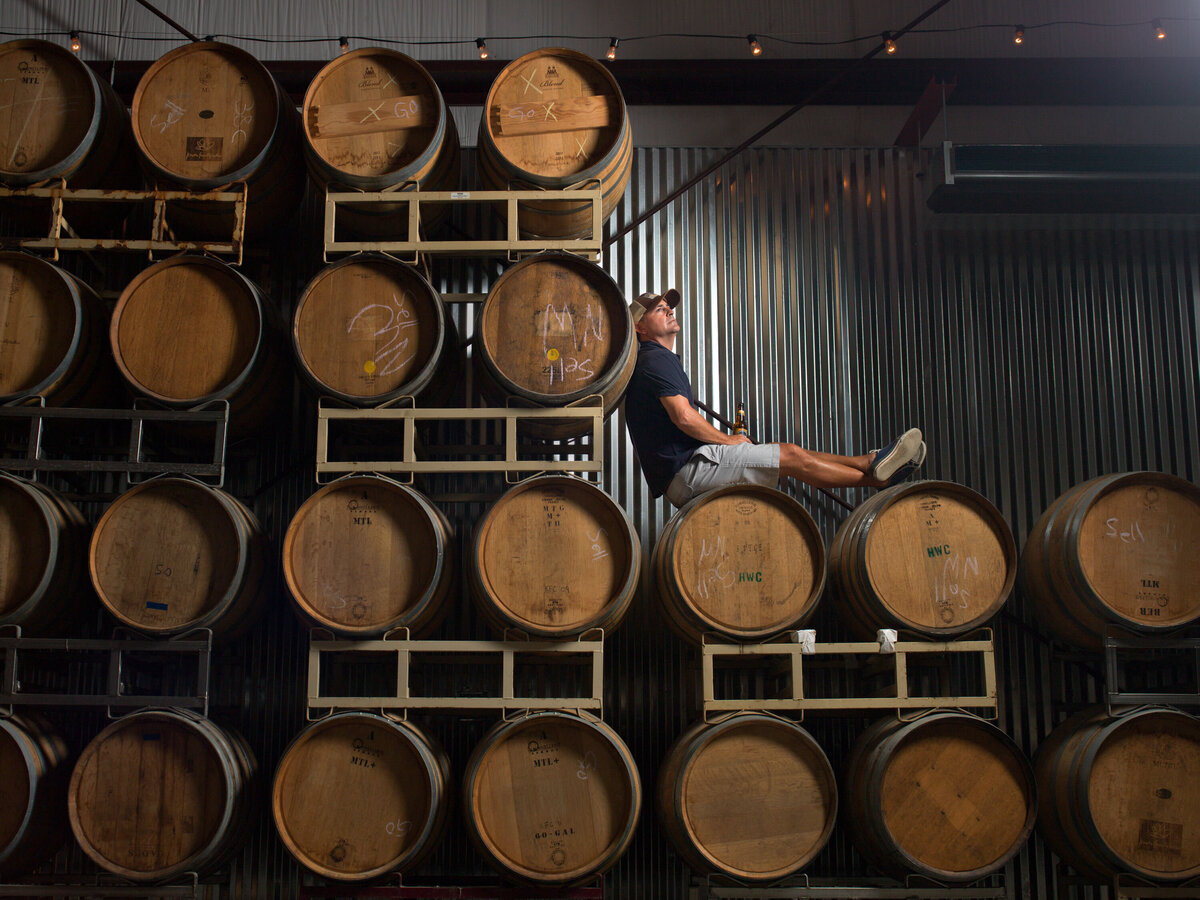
xmin=660 ymin=394 xmax=752 ymax=446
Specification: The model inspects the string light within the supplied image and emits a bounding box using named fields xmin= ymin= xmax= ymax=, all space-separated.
xmin=1153 ymin=19 xmax=1166 ymax=40
xmin=69 ymin=30 xmax=80 ymax=52
xmin=883 ymin=31 xmax=897 ymax=54
xmin=1013 ymin=25 xmax=1024 ymax=44
xmin=747 ymin=34 xmax=762 ymax=56
xmin=476 ymin=37 xmax=488 ymax=59
xmin=607 ymin=37 xmax=618 ymax=60
xmin=338 ymin=36 xmax=349 ymax=54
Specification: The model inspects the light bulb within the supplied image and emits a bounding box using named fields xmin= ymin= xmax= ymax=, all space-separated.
xmin=1013 ymin=26 xmax=1024 ymax=45
xmin=476 ymin=38 xmax=488 ymax=60
xmin=70 ymin=31 xmax=81 ymax=53
xmin=747 ymin=34 xmax=762 ymax=56
xmin=607 ymin=38 xmax=618 ymax=61
xmin=339 ymin=36 xmax=349 ymax=55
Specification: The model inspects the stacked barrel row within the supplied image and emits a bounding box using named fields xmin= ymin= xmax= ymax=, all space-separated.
xmin=650 ymin=473 xmax=1200 ymax=886
xmin=1 ymin=38 xmax=630 ymax=242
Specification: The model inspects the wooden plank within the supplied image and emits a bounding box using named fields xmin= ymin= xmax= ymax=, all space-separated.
xmin=491 ymin=95 xmax=612 ymax=136
xmin=306 ymin=94 xmax=430 ymax=138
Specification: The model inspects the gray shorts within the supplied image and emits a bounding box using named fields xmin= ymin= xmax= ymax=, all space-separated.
xmin=664 ymin=443 xmax=781 ymax=507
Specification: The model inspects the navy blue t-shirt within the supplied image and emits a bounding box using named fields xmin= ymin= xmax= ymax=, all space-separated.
xmin=624 ymin=340 xmax=703 ymax=497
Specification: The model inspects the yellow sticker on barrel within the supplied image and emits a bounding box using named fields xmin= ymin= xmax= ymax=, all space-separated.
xmin=547 ymin=349 xmax=560 ymax=362
xmin=364 ymin=360 xmax=377 ymax=375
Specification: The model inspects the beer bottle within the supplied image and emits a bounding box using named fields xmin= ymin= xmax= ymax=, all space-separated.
xmin=733 ymin=399 xmax=749 ymax=437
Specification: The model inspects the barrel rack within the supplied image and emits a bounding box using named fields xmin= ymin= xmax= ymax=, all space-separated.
xmin=0 ymin=400 xmax=230 ymax=487
xmin=0 ymin=182 xmax=248 ymax=263
xmin=322 ymin=186 xmax=603 ymax=262
xmin=700 ymin=628 xmax=997 ymax=719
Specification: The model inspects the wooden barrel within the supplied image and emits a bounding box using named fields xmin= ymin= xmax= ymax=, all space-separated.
xmin=845 ymin=712 xmax=1037 ymax=882
xmin=474 ymin=252 xmax=635 ymax=437
xmin=292 ymin=255 xmax=456 ymax=406
xmin=89 ymin=477 xmax=268 ymax=639
xmin=0 ymin=251 xmax=122 ymax=407
xmin=1020 ymin=471 xmax=1200 ymax=649
xmin=131 ymin=40 xmax=305 ymax=240
xmin=477 ymin=48 xmax=631 ymax=239
xmin=463 ymin=711 xmax=640 ymax=885
xmin=110 ymin=255 xmax=286 ymax=429
xmin=1035 ymin=706 xmax=1200 ymax=882
xmin=273 ymin=712 xmax=451 ymax=881
xmin=283 ymin=476 xmax=454 ymax=638
xmin=302 ymin=47 xmax=460 ymax=236
xmin=0 ymin=39 xmax=139 ymax=191
xmin=653 ymin=484 xmax=825 ymax=643
xmin=657 ymin=713 xmax=836 ymax=882
xmin=469 ymin=475 xmax=639 ymax=638
xmin=69 ymin=708 xmax=255 ymax=882
xmin=0 ymin=713 xmax=71 ymax=878
xmin=0 ymin=473 xmax=89 ymax=634
xmin=829 ymin=480 xmax=1017 ymax=638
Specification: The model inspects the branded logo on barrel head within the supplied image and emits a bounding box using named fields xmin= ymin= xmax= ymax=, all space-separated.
xmin=1138 ymin=819 xmax=1182 ymax=854
xmin=186 ymin=136 xmax=223 ymax=161
xmin=734 ymin=500 xmax=757 ymax=516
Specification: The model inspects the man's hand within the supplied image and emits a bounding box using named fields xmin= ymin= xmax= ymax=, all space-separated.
xmin=660 ymin=394 xmax=753 ymax=446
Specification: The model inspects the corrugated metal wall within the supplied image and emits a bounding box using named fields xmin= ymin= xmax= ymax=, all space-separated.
xmin=6 ymin=144 xmax=1199 ymax=899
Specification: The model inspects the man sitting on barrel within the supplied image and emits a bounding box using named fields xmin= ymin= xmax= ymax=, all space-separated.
xmin=623 ymin=287 xmax=926 ymax=507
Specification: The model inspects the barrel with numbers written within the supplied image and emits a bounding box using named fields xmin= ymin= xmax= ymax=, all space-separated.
xmin=273 ymin=712 xmax=451 ymax=881
xmin=1020 ymin=471 xmax=1200 ymax=649
xmin=292 ymin=255 xmax=456 ymax=407
xmin=657 ymin=713 xmax=837 ymax=882
xmin=829 ymin=480 xmax=1017 ymax=638
xmin=653 ymin=484 xmax=826 ymax=643
xmin=68 ymin=708 xmax=255 ymax=882
xmin=474 ymin=252 xmax=635 ymax=438
xmin=1035 ymin=706 xmax=1200 ymax=883
xmin=469 ymin=474 xmax=639 ymax=638
xmin=89 ymin=477 xmax=268 ymax=639
xmin=463 ymin=711 xmax=640 ymax=886
xmin=302 ymin=46 xmax=460 ymax=236
xmin=131 ymin=40 xmax=305 ymax=240
xmin=283 ymin=476 xmax=454 ymax=638
xmin=845 ymin=711 xmax=1037 ymax=882
xmin=477 ymin=47 xmax=631 ymax=239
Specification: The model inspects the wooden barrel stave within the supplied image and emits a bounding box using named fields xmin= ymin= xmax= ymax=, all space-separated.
xmin=292 ymin=256 xmax=455 ymax=406
xmin=469 ymin=475 xmax=639 ymax=638
xmin=463 ymin=711 xmax=640 ymax=885
xmin=68 ymin=708 xmax=255 ymax=882
xmin=652 ymin=484 xmax=825 ymax=643
xmin=89 ymin=477 xmax=267 ymax=639
xmin=273 ymin=712 xmax=451 ymax=881
xmin=829 ymin=480 xmax=1017 ymax=638
xmin=0 ymin=473 xmax=90 ymax=633
xmin=1035 ymin=706 xmax=1200 ymax=882
xmin=0 ymin=713 xmax=71 ymax=878
xmin=657 ymin=713 xmax=837 ymax=881
xmin=845 ymin=712 xmax=1037 ymax=882
xmin=283 ymin=476 xmax=454 ymax=638
xmin=131 ymin=41 xmax=306 ymax=240
xmin=476 ymin=48 xmax=630 ymax=239
xmin=110 ymin=254 xmax=286 ymax=430
xmin=474 ymin=252 xmax=634 ymax=438
xmin=1021 ymin=472 xmax=1200 ymax=648
xmin=303 ymin=47 xmax=460 ymax=236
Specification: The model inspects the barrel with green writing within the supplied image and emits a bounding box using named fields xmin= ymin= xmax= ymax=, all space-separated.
xmin=652 ymin=484 xmax=825 ymax=643
xmin=828 ymin=480 xmax=1017 ymax=638
xmin=1020 ymin=471 xmax=1200 ymax=649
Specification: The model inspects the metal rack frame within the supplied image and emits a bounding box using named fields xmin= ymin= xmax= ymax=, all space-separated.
xmin=1104 ymin=632 xmax=1200 ymax=712
xmin=315 ymin=399 xmax=604 ymax=481
xmin=690 ymin=875 xmax=1007 ymax=899
xmin=0 ymin=183 xmax=247 ymax=263
xmin=700 ymin=630 xmax=997 ymax=719
xmin=297 ymin=874 xmax=602 ymax=898
xmin=322 ymin=187 xmax=603 ymax=261
xmin=0 ymin=401 xmax=229 ymax=486
xmin=307 ymin=632 xmax=604 ymax=717
xmin=0 ymin=627 xmax=212 ymax=717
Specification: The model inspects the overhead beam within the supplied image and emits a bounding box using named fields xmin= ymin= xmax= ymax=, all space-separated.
xmin=92 ymin=57 xmax=1200 ymax=108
